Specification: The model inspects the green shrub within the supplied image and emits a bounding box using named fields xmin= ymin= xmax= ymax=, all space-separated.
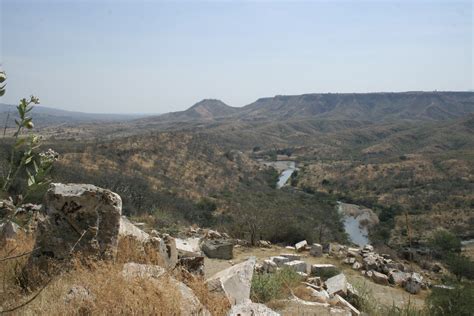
xmin=429 ymin=230 xmax=461 ymax=257
xmin=445 ymin=254 xmax=474 ymax=281
xmin=251 ymin=268 xmax=302 ymax=303
xmin=427 ymin=282 xmax=474 ymax=316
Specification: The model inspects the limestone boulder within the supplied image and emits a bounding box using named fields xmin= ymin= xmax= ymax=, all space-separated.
xmin=206 ymin=257 xmax=255 ymax=305
xmin=295 ymin=240 xmax=308 ymax=252
xmin=25 ymin=183 xmax=122 ymax=283
xmin=388 ymin=270 xmax=410 ymax=286
xmin=229 ymin=302 xmax=280 ymax=316
xmin=176 ymin=237 xmax=202 ymax=258
xmin=270 ymin=256 xmax=290 ymax=267
xmin=283 ymin=260 xmax=307 ymax=273
xmin=371 ymin=271 xmax=389 ymax=285
xmin=202 ymin=239 xmax=233 ymax=260
xmin=119 ymin=216 xmax=149 ymax=242
xmin=263 ymin=259 xmax=278 ymax=273
xmin=310 ymin=243 xmax=323 ymax=257
xmin=405 ymin=273 xmax=423 ymax=294
xmin=311 ymin=264 xmax=337 ymax=276
xmin=325 ymin=273 xmax=348 ymax=296
xmin=280 ymin=253 xmax=301 ymax=261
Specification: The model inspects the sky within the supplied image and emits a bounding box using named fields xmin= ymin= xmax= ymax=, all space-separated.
xmin=0 ymin=0 xmax=472 ymax=114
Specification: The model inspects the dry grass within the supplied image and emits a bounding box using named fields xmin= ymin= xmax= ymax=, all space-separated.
xmin=1 ymin=234 xmax=229 ymax=315
xmin=174 ymin=269 xmax=230 ymax=316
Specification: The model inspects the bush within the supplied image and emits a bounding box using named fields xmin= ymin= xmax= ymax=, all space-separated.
xmin=251 ymin=268 xmax=302 ymax=303
xmin=445 ymin=254 xmax=474 ymax=281
xmin=427 ymin=282 xmax=474 ymax=316
xmin=429 ymin=230 xmax=461 ymax=258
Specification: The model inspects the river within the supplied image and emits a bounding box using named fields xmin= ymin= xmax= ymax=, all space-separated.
xmin=337 ymin=202 xmax=379 ymax=247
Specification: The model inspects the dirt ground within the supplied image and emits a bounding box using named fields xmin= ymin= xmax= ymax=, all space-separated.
xmin=205 ymin=245 xmax=427 ymax=310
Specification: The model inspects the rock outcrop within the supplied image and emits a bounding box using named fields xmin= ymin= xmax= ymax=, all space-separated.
xmin=206 ymin=257 xmax=256 ymax=305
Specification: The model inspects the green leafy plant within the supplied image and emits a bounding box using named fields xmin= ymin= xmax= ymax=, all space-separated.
xmin=251 ymin=268 xmax=302 ymax=303
xmin=0 ymin=72 xmax=57 ymax=203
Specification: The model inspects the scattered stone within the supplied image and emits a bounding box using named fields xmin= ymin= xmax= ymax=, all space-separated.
xmin=405 ymin=273 xmax=423 ymax=294
xmin=0 ymin=199 xmax=15 ymax=217
xmin=205 ymin=229 xmax=222 ymax=239
xmin=280 ymin=253 xmax=301 ymax=261
xmin=363 ymin=245 xmax=374 ymax=252
xmin=307 ymin=277 xmax=323 ymax=287
xmin=295 ymin=240 xmax=308 ymax=252
xmin=202 ymin=239 xmax=233 ymax=260
xmin=122 ymin=262 xmax=166 ymax=279
xmin=347 ymin=247 xmax=360 ymax=257
xmin=311 ymin=264 xmax=337 ymax=276
xmin=366 ymin=270 xmax=374 ymax=278
xmin=325 ymin=273 xmax=347 ymax=296
xmin=371 ymin=271 xmax=389 ymax=285
xmin=283 ymin=260 xmax=307 ymax=273
xmin=263 ymin=259 xmax=278 ymax=273
xmin=388 ymin=270 xmax=410 ymax=286
xmin=285 ymin=246 xmax=296 ymax=250
xmin=343 ymin=257 xmax=356 ymax=265
xmin=258 ymin=240 xmax=272 ymax=248
xmin=329 ymin=307 xmax=351 ymax=316
xmin=228 ymin=302 xmax=280 ymax=316
xmin=176 ymin=237 xmax=202 ymax=258
xmin=352 ymin=262 xmax=362 ymax=270
xmin=206 ymin=257 xmax=255 ymax=305
xmin=310 ymin=243 xmax=323 ymax=257
xmin=270 ymin=256 xmax=290 ymax=267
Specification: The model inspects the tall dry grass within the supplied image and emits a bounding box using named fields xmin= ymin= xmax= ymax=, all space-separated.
xmin=1 ymin=234 xmax=230 ymax=315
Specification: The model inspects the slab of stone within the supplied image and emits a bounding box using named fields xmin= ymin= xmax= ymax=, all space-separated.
xmin=283 ymin=260 xmax=307 ymax=273
xmin=270 ymin=256 xmax=290 ymax=267
xmin=311 ymin=264 xmax=337 ymax=276
xmin=310 ymin=243 xmax=323 ymax=257
xmin=176 ymin=237 xmax=202 ymax=258
xmin=206 ymin=257 xmax=256 ymax=305
xmin=371 ymin=271 xmax=389 ymax=285
xmin=280 ymin=253 xmax=301 ymax=261
xmin=202 ymin=239 xmax=233 ymax=260
xmin=325 ymin=273 xmax=347 ymax=296
xmin=295 ymin=240 xmax=308 ymax=252
xmin=263 ymin=259 xmax=278 ymax=273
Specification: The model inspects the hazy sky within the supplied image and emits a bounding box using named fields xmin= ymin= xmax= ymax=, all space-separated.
xmin=1 ymin=0 xmax=472 ymax=114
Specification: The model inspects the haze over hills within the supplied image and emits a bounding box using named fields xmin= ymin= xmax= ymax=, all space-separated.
xmin=0 ymin=103 xmax=150 ymax=127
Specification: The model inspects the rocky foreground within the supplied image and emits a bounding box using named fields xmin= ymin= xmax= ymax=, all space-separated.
xmin=0 ymin=183 xmax=444 ymax=315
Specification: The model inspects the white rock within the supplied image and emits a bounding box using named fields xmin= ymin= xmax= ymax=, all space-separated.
xmin=283 ymin=260 xmax=307 ymax=273
xmin=119 ymin=216 xmax=150 ymax=242
xmin=325 ymin=273 xmax=347 ymax=296
xmin=175 ymin=237 xmax=202 ymax=258
xmin=310 ymin=243 xmax=323 ymax=257
xmin=263 ymin=259 xmax=278 ymax=273
xmin=311 ymin=264 xmax=337 ymax=276
xmin=228 ymin=302 xmax=280 ymax=316
xmin=295 ymin=240 xmax=308 ymax=252
xmin=280 ymin=253 xmax=301 ymax=261
xmin=206 ymin=257 xmax=256 ymax=305
xmin=270 ymin=256 xmax=290 ymax=267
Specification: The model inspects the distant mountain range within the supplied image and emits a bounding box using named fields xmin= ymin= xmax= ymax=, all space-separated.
xmin=148 ymin=91 xmax=474 ymax=123
xmin=0 ymin=103 xmax=149 ymax=127
xmin=1 ymin=91 xmax=473 ymax=128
